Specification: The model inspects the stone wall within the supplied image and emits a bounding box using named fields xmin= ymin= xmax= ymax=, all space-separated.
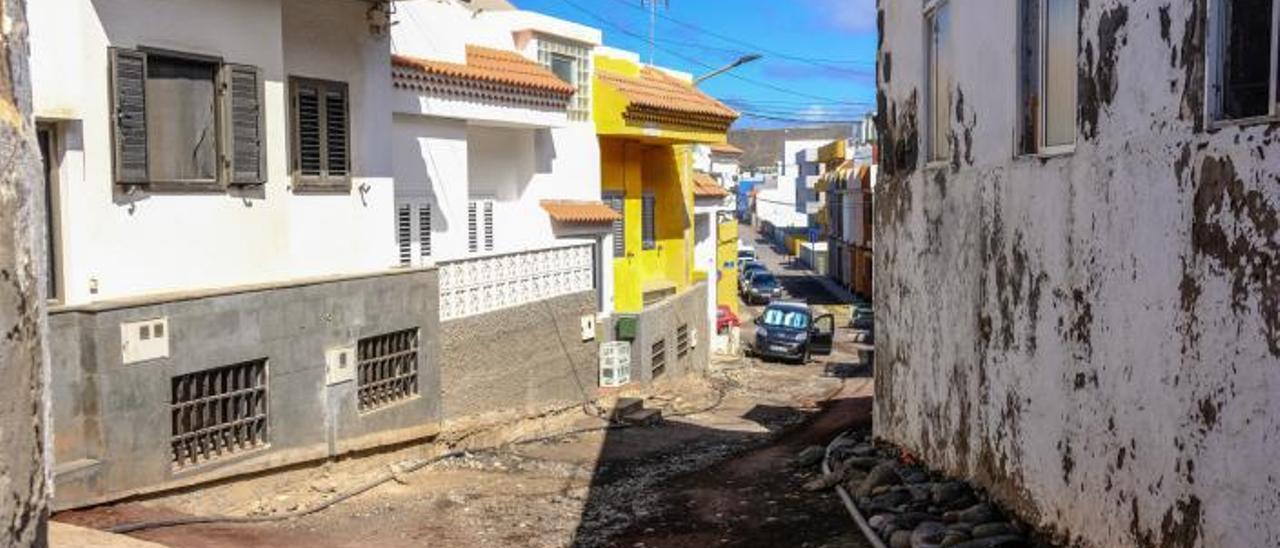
xmin=49 ymin=269 xmax=441 ymax=509
xmin=439 ymin=291 xmax=599 ymax=419
xmin=875 ymin=2 xmax=1280 ymax=547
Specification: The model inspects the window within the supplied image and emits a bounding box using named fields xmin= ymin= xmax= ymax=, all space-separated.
xmin=676 ymin=324 xmax=690 ymax=359
xmin=1019 ymin=0 xmax=1078 ymax=154
xmin=396 ymin=201 xmax=433 ymax=267
xmin=109 ymin=48 xmax=264 ymax=187
xmin=357 ymin=329 xmax=420 ymax=412
xmin=604 ymin=192 xmax=626 ymax=258
xmin=641 ymin=192 xmax=656 ymax=250
xmin=171 ymin=359 xmax=269 ymax=469
xmin=550 ymin=53 xmax=576 ymax=86
xmin=468 ymin=198 xmax=495 ymax=253
xmin=926 ymin=2 xmax=953 ymax=162
xmin=650 ymin=338 xmax=667 ymax=378
xmin=290 ymin=78 xmax=350 ymax=190
xmin=537 ymin=38 xmax=592 ymax=121
xmin=1209 ymin=0 xmax=1280 ymax=122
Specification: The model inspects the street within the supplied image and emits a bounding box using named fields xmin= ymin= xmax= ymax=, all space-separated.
xmin=55 ymin=230 xmax=874 ymax=548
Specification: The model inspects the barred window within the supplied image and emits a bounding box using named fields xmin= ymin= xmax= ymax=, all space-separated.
xmin=171 ymin=359 xmax=269 ymax=469
xmin=357 ymin=328 xmax=420 ymax=412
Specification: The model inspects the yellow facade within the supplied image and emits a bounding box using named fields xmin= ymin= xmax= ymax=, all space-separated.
xmin=716 ymin=217 xmax=740 ymax=316
xmin=594 ymin=53 xmax=735 ymax=313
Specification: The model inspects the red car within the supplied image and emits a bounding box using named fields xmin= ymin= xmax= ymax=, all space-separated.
xmin=716 ymin=305 xmax=740 ymax=333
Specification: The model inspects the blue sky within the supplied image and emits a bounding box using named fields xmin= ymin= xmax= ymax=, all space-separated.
xmin=510 ymin=0 xmax=878 ymax=129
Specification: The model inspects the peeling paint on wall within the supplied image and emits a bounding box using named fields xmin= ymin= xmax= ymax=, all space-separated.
xmin=875 ymin=1 xmax=1280 ymax=547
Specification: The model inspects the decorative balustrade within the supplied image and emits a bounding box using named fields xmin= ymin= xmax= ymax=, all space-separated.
xmin=438 ymin=244 xmax=595 ymax=321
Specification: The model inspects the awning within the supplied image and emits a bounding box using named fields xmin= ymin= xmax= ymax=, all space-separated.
xmin=540 ymin=200 xmax=622 ymax=224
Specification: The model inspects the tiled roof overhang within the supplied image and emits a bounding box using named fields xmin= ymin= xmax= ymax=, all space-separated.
xmin=693 ymin=172 xmax=731 ymax=198
xmin=392 ymin=46 xmax=575 ymax=110
xmin=541 ymin=200 xmax=623 ymax=224
xmin=710 ymin=142 xmax=744 ymax=155
xmin=598 ymin=67 xmax=738 ymax=133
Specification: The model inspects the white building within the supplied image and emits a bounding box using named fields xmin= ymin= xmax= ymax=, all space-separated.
xmin=390 ymin=0 xmax=618 ymax=319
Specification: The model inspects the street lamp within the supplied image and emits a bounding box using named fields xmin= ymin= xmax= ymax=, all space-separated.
xmin=693 ymin=54 xmax=762 ymax=85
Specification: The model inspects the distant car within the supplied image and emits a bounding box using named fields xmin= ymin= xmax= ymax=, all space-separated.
xmin=849 ymin=303 xmax=874 ymax=330
xmin=744 ymin=273 xmax=783 ymax=304
xmin=737 ymin=247 xmax=756 ymax=262
xmin=751 ymin=301 xmax=835 ymax=364
xmin=737 ymin=257 xmax=758 ymax=272
xmin=739 ymin=263 xmax=768 ymax=291
xmin=716 ymin=305 xmax=740 ymax=333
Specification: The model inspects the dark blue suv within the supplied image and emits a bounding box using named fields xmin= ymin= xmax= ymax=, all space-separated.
xmin=751 ymin=302 xmax=835 ymax=364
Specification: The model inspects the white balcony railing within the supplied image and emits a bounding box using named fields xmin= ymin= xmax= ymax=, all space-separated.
xmin=438 ymin=244 xmax=595 ymax=321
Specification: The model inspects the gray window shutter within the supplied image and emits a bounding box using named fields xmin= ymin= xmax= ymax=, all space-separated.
xmin=324 ymin=86 xmax=349 ymax=178
xmin=397 ymin=203 xmax=412 ymax=266
xmin=111 ymin=48 xmax=148 ymax=184
xmin=641 ymin=193 xmax=656 ymax=249
xmin=225 ymin=64 xmax=265 ymax=184
xmin=292 ymin=81 xmax=323 ymax=178
xmin=483 ymin=200 xmax=494 ymax=251
xmin=605 ymin=193 xmax=625 ymax=257
xmin=467 ymin=201 xmax=478 ymax=252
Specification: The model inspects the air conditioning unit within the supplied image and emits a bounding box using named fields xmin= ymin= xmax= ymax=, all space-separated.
xmin=599 ymin=341 xmax=631 ymax=388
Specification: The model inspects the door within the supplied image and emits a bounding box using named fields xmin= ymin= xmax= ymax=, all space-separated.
xmin=810 ymin=314 xmax=835 ymax=355
xmin=37 ymin=124 xmax=58 ymax=302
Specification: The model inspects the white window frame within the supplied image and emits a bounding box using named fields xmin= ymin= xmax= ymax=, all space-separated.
xmin=1206 ymin=0 xmax=1280 ymax=127
xmin=924 ymin=0 xmax=952 ymax=168
xmin=1015 ymin=0 xmax=1079 ymax=158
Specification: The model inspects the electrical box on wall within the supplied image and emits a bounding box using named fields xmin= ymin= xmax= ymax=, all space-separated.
xmin=325 ymin=345 xmax=357 ymax=386
xmin=121 ymin=317 xmax=169 ymax=365
xmin=580 ymin=314 xmax=596 ymax=342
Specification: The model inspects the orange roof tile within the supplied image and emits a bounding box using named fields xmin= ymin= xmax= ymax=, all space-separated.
xmin=693 ymin=172 xmax=731 ymax=198
xmin=392 ymin=45 xmax=575 ymax=96
xmin=541 ymin=200 xmax=623 ymax=224
xmin=710 ymin=143 xmax=744 ymax=155
xmin=598 ymin=67 xmax=738 ymax=122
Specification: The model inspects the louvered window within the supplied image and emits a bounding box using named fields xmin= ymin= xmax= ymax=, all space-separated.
xmin=290 ymin=78 xmax=351 ymax=190
xmin=468 ymin=198 xmax=495 ymax=253
xmin=676 ymin=324 xmax=690 ymax=359
xmin=396 ymin=201 xmax=433 ymax=267
xmin=641 ymin=192 xmax=656 ymax=250
xmin=108 ymin=48 xmax=264 ymax=187
xmin=650 ymin=338 xmax=667 ymax=379
xmin=604 ymin=192 xmax=625 ymax=258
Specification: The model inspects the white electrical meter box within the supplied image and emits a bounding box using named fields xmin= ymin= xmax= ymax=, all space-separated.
xmin=599 ymin=341 xmax=632 ymax=387
xmin=121 ymin=317 xmax=170 ymax=364
xmin=325 ymin=345 xmax=357 ymax=385
xmin=580 ymin=314 xmax=597 ymax=342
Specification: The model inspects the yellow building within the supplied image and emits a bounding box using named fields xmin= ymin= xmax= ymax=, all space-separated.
xmin=593 ymin=51 xmax=738 ymax=314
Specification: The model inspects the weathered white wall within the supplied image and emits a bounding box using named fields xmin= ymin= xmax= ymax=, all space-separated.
xmin=30 ymin=0 xmax=395 ymax=305
xmin=875 ymin=1 xmax=1280 ymax=547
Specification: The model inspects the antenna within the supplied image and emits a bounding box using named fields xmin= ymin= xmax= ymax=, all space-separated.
xmin=640 ymin=0 xmax=669 ymax=66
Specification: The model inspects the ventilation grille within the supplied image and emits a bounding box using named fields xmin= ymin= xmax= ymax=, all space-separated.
xmin=419 ymin=202 xmax=432 ymax=258
xmin=357 ymin=328 xmax=420 ymax=412
xmin=651 ymin=338 xmax=667 ymax=379
xmin=676 ymin=324 xmax=690 ymax=359
xmin=170 ymin=359 xmax=269 ymax=469
xmin=483 ymin=200 xmax=494 ymax=251
xmin=468 ymin=202 xmax=478 ymax=252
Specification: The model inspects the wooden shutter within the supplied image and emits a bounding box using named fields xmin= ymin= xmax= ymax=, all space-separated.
xmin=225 ymin=64 xmax=265 ymax=184
xmin=111 ymin=48 xmax=149 ymax=184
xmin=605 ymin=193 xmax=625 ymax=258
xmin=397 ymin=203 xmax=412 ymax=266
xmin=483 ymin=200 xmax=494 ymax=252
xmin=641 ymin=193 xmax=656 ymax=249
xmin=467 ymin=201 xmax=478 ymax=252
xmin=419 ymin=202 xmax=432 ymax=259
xmin=324 ymin=85 xmax=349 ymax=177
xmin=292 ymin=81 xmax=323 ymax=178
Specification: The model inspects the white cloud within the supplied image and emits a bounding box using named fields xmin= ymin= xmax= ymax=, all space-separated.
xmin=814 ymin=0 xmax=877 ymax=33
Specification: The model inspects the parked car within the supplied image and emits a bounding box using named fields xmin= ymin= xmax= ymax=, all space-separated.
xmin=849 ymin=303 xmax=874 ymax=330
xmin=744 ymin=273 xmax=783 ymax=304
xmin=716 ymin=305 xmax=741 ymax=333
xmin=737 ymin=246 xmax=756 ymax=262
xmin=739 ymin=263 xmax=768 ymax=291
xmin=737 ymin=256 xmax=758 ymax=272
xmin=751 ymin=302 xmax=834 ymax=364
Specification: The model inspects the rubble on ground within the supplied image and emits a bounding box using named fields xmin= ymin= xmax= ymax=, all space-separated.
xmin=806 ymin=430 xmax=1058 ymax=548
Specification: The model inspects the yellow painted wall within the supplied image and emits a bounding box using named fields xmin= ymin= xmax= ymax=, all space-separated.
xmin=592 ymin=54 xmax=730 ymax=145
xmin=716 ymin=218 xmax=739 ymax=316
xmin=601 ymin=137 xmax=695 ymax=313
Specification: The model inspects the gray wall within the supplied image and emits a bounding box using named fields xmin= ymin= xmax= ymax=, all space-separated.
xmin=439 ymin=291 xmax=599 ymax=419
xmin=629 ymin=282 xmax=710 ymax=384
xmin=876 ymin=1 xmax=1279 ymax=547
xmin=49 ymin=269 xmax=441 ymax=509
